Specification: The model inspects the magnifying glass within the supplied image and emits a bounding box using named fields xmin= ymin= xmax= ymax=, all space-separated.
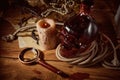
xmin=18 ymin=48 xmax=89 ymax=79
xmin=18 ymin=48 xmax=69 ymax=78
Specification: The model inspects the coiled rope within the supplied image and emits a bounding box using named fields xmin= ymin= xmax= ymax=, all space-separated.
xmin=56 ymin=33 xmax=120 ymax=69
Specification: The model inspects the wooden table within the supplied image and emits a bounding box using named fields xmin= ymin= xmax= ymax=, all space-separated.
xmin=0 ymin=0 xmax=120 ymax=80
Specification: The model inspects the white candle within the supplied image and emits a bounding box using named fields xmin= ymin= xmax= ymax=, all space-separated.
xmin=36 ymin=18 xmax=58 ymax=51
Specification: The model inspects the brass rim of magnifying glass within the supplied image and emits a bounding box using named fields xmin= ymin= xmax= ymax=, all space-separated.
xmin=18 ymin=48 xmax=40 ymax=64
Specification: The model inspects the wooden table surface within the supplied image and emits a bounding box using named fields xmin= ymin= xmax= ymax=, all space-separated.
xmin=0 ymin=0 xmax=120 ymax=80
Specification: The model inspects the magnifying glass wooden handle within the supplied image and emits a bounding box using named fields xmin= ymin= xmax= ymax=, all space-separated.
xmin=38 ymin=60 xmax=69 ymax=78
xmin=19 ymin=48 xmax=69 ymax=78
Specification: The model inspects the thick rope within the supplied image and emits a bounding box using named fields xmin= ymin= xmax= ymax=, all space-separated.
xmin=56 ymin=33 xmax=120 ymax=69
xmin=1 ymin=25 xmax=36 ymax=42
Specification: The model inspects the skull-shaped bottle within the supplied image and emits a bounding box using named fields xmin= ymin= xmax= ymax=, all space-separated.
xmin=59 ymin=0 xmax=98 ymax=58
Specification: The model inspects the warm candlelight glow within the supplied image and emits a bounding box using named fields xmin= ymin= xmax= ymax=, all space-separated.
xmin=38 ymin=20 xmax=50 ymax=28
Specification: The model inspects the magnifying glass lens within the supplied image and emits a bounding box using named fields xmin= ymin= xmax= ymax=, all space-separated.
xmin=23 ymin=50 xmax=37 ymax=62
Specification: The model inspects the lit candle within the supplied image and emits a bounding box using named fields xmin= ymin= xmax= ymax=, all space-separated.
xmin=36 ymin=18 xmax=58 ymax=51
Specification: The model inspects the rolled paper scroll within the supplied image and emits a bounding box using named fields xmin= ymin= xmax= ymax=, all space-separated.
xmin=36 ymin=18 xmax=58 ymax=51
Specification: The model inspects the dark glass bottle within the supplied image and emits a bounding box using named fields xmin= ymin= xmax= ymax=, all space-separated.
xmin=59 ymin=0 xmax=98 ymax=58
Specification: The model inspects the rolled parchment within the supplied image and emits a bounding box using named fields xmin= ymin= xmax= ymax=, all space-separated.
xmin=36 ymin=18 xmax=58 ymax=51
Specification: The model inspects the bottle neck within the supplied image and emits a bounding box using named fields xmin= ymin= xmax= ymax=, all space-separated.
xmin=79 ymin=3 xmax=91 ymax=15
